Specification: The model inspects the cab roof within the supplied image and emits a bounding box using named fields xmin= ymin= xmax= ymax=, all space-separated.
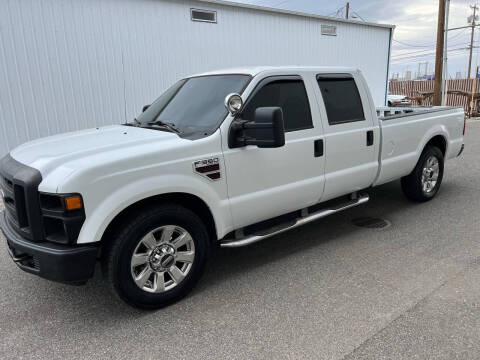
xmin=191 ymin=66 xmax=359 ymax=78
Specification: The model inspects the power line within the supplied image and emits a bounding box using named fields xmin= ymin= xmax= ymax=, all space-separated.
xmin=326 ymin=5 xmax=345 ymax=17
xmin=392 ymin=47 xmax=471 ymax=60
xmin=350 ymin=11 xmax=367 ymax=21
xmin=449 ymin=27 xmax=468 ymax=39
xmin=393 ymin=47 xmax=470 ymax=59
xmin=391 ymin=53 xmax=473 ymax=66
xmin=392 ymin=26 xmax=467 ymax=50
xmin=391 ymin=42 xmax=470 ymax=58
xmin=392 ymin=39 xmax=436 ymax=48
xmin=391 ymin=48 xmax=471 ymax=63
xmin=326 ymin=3 xmax=365 ymax=19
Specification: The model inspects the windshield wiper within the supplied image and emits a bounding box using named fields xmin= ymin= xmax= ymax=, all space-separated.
xmin=145 ymin=120 xmax=181 ymax=134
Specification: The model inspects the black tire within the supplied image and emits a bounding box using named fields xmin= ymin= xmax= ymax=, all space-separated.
xmin=401 ymin=146 xmax=444 ymax=202
xmin=102 ymin=204 xmax=210 ymax=309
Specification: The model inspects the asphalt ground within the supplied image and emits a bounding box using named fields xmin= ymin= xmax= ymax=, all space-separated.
xmin=0 ymin=122 xmax=479 ymax=360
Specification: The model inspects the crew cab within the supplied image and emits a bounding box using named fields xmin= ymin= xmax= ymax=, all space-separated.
xmin=0 ymin=66 xmax=465 ymax=309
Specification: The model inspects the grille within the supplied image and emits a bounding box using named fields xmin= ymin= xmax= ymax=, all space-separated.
xmin=1 ymin=176 xmax=18 ymax=223
xmin=1 ymin=177 xmax=30 ymax=229
xmin=0 ymin=154 xmax=43 ymax=241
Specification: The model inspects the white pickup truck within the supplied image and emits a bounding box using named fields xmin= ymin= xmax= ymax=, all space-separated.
xmin=0 ymin=66 xmax=465 ymax=309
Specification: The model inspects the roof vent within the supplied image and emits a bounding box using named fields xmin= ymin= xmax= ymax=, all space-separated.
xmin=321 ymin=25 xmax=337 ymax=36
xmin=191 ymin=8 xmax=217 ymax=23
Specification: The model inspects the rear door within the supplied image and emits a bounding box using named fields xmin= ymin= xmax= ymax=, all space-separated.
xmin=221 ymin=73 xmax=326 ymax=228
xmin=314 ymin=73 xmax=378 ymax=201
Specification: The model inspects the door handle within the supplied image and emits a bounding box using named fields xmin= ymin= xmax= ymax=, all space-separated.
xmin=314 ymin=139 xmax=324 ymax=157
xmin=366 ymin=130 xmax=374 ymax=146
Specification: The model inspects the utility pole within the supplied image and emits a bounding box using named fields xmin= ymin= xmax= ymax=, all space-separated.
xmin=467 ymin=5 xmax=478 ymax=79
xmin=433 ymin=0 xmax=446 ymax=106
xmin=470 ymin=65 xmax=478 ymax=115
xmin=345 ymin=2 xmax=350 ymax=19
xmin=442 ymin=0 xmax=451 ymax=105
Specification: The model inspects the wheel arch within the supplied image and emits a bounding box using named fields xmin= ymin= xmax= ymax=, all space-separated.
xmin=424 ymin=134 xmax=447 ymax=157
xmin=405 ymin=130 xmax=448 ymax=178
xmin=100 ymin=192 xmax=218 ymax=247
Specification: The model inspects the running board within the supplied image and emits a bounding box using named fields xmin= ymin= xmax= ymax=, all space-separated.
xmin=220 ymin=194 xmax=369 ymax=248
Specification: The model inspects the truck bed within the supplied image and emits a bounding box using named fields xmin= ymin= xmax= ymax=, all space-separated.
xmin=373 ymin=106 xmax=465 ymax=186
xmin=376 ymin=106 xmax=461 ymax=120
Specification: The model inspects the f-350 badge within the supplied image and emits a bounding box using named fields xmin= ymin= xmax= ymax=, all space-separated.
xmin=193 ymin=157 xmax=221 ymax=181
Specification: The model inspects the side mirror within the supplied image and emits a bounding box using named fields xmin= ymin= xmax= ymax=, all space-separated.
xmin=228 ymin=107 xmax=285 ymax=148
xmin=142 ymin=104 xmax=150 ymax=112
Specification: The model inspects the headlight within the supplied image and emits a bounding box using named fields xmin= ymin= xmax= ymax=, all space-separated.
xmin=39 ymin=193 xmax=85 ymax=244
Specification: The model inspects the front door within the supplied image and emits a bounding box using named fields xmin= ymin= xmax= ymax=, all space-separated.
xmin=221 ymin=74 xmax=326 ymax=229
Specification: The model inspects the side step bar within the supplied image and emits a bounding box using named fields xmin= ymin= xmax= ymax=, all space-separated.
xmin=220 ymin=193 xmax=369 ymax=248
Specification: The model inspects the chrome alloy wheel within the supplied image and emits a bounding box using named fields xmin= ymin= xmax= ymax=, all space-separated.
xmin=130 ymin=225 xmax=195 ymax=293
xmin=421 ymin=155 xmax=440 ymax=194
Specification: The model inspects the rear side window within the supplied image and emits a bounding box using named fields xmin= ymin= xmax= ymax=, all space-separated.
xmin=317 ymin=76 xmax=365 ymax=125
xmin=243 ymin=79 xmax=313 ymax=132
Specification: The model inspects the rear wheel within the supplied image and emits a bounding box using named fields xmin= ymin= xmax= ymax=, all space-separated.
xmin=102 ymin=204 xmax=210 ymax=309
xmin=401 ymin=146 xmax=444 ymax=202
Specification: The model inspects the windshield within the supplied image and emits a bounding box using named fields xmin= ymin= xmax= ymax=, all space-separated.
xmin=136 ymin=74 xmax=251 ymax=138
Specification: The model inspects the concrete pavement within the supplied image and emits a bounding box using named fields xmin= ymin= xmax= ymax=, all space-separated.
xmin=0 ymin=123 xmax=479 ymax=359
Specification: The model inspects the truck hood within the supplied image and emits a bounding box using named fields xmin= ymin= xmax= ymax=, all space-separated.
xmin=10 ymin=125 xmax=180 ymax=177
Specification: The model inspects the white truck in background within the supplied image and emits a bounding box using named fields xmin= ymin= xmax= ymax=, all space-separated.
xmin=0 ymin=66 xmax=465 ymax=309
xmin=387 ymin=93 xmax=412 ymax=107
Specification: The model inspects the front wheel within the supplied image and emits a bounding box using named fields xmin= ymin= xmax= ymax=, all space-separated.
xmin=102 ymin=204 xmax=210 ymax=309
xmin=401 ymin=146 xmax=444 ymax=202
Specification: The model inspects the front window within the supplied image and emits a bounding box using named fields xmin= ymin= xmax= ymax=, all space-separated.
xmin=136 ymin=75 xmax=251 ymax=138
xmin=242 ymin=78 xmax=313 ymax=132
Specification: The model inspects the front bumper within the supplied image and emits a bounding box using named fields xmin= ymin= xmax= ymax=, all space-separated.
xmin=0 ymin=210 xmax=98 ymax=285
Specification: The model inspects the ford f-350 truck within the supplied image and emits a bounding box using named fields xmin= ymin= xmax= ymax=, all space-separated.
xmin=0 ymin=66 xmax=465 ymax=309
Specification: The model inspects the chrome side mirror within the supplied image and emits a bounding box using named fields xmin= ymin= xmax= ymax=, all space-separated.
xmin=224 ymin=93 xmax=243 ymax=116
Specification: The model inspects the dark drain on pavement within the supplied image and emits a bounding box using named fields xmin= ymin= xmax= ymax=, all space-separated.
xmin=352 ymin=217 xmax=391 ymax=229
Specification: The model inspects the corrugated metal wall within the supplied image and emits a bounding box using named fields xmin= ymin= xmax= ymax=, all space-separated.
xmin=0 ymin=0 xmax=392 ymax=156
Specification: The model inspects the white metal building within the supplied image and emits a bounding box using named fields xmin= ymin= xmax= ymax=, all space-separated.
xmin=0 ymin=0 xmax=394 ymax=156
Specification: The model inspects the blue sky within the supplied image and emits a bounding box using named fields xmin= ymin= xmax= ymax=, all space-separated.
xmin=236 ymin=0 xmax=478 ymax=78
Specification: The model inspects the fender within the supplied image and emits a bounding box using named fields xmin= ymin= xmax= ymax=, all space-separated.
xmin=75 ymin=174 xmax=233 ymax=244
xmin=410 ymin=124 xmax=449 ymax=174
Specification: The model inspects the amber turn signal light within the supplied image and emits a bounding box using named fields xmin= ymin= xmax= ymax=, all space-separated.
xmin=64 ymin=195 xmax=83 ymax=211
